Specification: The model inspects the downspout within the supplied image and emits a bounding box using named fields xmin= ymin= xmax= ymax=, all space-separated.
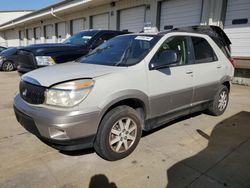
xmin=50 ymin=7 xmax=65 ymax=21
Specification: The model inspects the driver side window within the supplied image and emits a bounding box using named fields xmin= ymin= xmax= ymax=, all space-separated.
xmin=151 ymin=36 xmax=189 ymax=67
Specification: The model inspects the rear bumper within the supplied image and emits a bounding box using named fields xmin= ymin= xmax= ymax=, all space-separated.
xmin=14 ymin=94 xmax=101 ymax=151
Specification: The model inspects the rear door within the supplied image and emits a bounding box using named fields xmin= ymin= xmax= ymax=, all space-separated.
xmin=147 ymin=35 xmax=194 ymax=118
xmin=190 ymin=36 xmax=223 ymax=106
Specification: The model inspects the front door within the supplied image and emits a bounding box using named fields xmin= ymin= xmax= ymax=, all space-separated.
xmin=147 ymin=35 xmax=194 ymax=118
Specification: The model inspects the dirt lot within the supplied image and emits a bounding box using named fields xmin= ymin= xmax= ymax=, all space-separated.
xmin=0 ymin=71 xmax=250 ymax=188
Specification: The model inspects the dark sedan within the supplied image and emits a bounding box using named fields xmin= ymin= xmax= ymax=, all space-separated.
xmin=0 ymin=46 xmax=7 ymax=53
xmin=0 ymin=47 xmax=18 ymax=71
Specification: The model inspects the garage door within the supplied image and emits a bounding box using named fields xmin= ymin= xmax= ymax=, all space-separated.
xmin=27 ymin=28 xmax=34 ymax=45
xmin=45 ymin=24 xmax=54 ymax=43
xmin=92 ymin=13 xmax=109 ymax=29
xmin=19 ymin=30 xmax=25 ymax=46
xmin=224 ymin=0 xmax=250 ymax=57
xmin=57 ymin=22 xmax=67 ymax=42
xmin=34 ymin=27 xmax=41 ymax=44
xmin=160 ymin=0 xmax=202 ymax=31
xmin=119 ymin=6 xmax=145 ymax=32
xmin=72 ymin=18 xmax=85 ymax=35
xmin=5 ymin=30 xmax=19 ymax=47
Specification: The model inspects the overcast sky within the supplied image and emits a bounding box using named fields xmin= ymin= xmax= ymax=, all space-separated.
xmin=0 ymin=0 xmax=63 ymax=11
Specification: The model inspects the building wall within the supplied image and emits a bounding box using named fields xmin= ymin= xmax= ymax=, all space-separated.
xmin=0 ymin=0 xmax=237 ymax=48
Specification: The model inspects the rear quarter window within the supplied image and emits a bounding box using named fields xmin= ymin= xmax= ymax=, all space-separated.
xmin=191 ymin=37 xmax=218 ymax=64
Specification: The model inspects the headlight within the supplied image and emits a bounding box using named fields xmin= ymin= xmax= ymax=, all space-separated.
xmin=0 ymin=56 xmax=3 ymax=62
xmin=36 ymin=56 xmax=55 ymax=66
xmin=45 ymin=79 xmax=94 ymax=107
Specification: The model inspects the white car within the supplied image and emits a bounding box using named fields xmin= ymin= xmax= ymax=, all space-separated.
xmin=14 ymin=26 xmax=235 ymax=161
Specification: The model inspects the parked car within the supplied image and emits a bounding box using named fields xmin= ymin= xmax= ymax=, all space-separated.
xmin=16 ymin=30 xmax=129 ymax=74
xmin=14 ymin=26 xmax=234 ymax=161
xmin=0 ymin=47 xmax=19 ymax=71
xmin=0 ymin=46 xmax=7 ymax=53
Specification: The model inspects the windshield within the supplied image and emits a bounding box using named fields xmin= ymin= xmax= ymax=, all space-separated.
xmin=0 ymin=47 xmax=17 ymax=56
xmin=80 ymin=35 xmax=161 ymax=66
xmin=63 ymin=31 xmax=98 ymax=46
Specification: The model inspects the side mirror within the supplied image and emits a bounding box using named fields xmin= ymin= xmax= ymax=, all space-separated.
xmin=150 ymin=50 xmax=179 ymax=70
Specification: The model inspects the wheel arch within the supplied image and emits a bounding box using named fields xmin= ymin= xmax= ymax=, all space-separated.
xmin=220 ymin=76 xmax=231 ymax=92
xmin=98 ymin=90 xmax=150 ymax=130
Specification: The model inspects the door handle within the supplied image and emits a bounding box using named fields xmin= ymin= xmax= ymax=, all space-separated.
xmin=217 ymin=65 xmax=222 ymax=68
xmin=186 ymin=70 xmax=193 ymax=74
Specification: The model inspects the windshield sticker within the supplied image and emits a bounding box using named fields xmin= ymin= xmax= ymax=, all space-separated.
xmin=134 ymin=36 xmax=153 ymax=41
xmin=82 ymin=36 xmax=92 ymax=39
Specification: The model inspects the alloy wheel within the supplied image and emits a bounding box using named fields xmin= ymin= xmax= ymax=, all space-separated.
xmin=109 ymin=117 xmax=137 ymax=153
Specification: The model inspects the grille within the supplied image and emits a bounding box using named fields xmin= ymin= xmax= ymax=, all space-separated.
xmin=20 ymin=80 xmax=46 ymax=104
xmin=18 ymin=50 xmax=37 ymax=69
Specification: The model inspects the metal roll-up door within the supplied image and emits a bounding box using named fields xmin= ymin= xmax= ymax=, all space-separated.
xmin=5 ymin=30 xmax=18 ymax=47
xmin=45 ymin=24 xmax=54 ymax=43
xmin=72 ymin=18 xmax=85 ymax=35
xmin=57 ymin=22 xmax=67 ymax=42
xmin=19 ymin=30 xmax=25 ymax=46
xmin=224 ymin=0 xmax=250 ymax=57
xmin=160 ymin=0 xmax=202 ymax=30
xmin=34 ymin=27 xmax=41 ymax=44
xmin=27 ymin=28 xmax=34 ymax=45
xmin=92 ymin=13 xmax=109 ymax=29
xmin=119 ymin=6 xmax=145 ymax=32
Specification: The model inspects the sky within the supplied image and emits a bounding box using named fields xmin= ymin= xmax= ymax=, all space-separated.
xmin=0 ymin=0 xmax=63 ymax=11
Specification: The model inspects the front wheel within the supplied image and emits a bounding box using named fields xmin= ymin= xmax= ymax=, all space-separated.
xmin=2 ymin=61 xmax=15 ymax=71
xmin=207 ymin=85 xmax=229 ymax=116
xmin=94 ymin=106 xmax=142 ymax=161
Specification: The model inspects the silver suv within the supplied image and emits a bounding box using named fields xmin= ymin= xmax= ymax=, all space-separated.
xmin=14 ymin=26 xmax=235 ymax=161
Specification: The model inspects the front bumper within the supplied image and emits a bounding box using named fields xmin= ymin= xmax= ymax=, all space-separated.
xmin=14 ymin=94 xmax=101 ymax=151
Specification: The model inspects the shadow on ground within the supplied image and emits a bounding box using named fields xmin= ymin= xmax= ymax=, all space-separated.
xmin=89 ymin=174 xmax=117 ymax=188
xmin=166 ymin=111 xmax=250 ymax=188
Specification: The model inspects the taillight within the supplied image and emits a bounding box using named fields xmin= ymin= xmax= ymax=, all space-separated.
xmin=229 ymin=58 xmax=236 ymax=68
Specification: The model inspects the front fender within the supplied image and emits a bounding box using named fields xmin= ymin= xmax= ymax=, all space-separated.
xmin=98 ymin=89 xmax=150 ymax=120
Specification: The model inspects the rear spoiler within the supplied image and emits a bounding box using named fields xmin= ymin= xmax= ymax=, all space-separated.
xmin=171 ymin=25 xmax=231 ymax=48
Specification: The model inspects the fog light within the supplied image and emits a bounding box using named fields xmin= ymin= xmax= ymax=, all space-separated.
xmin=49 ymin=127 xmax=69 ymax=140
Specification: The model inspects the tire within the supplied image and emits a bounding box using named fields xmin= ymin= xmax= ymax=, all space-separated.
xmin=94 ymin=105 xmax=142 ymax=161
xmin=2 ymin=61 xmax=15 ymax=71
xmin=207 ymin=85 xmax=229 ymax=116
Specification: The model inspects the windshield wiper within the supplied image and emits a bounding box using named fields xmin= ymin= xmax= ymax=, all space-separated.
xmin=115 ymin=41 xmax=133 ymax=66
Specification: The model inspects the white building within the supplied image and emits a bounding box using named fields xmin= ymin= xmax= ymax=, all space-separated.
xmin=0 ymin=10 xmax=33 ymax=46
xmin=0 ymin=0 xmax=249 ymax=66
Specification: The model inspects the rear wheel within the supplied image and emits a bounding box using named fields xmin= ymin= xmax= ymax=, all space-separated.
xmin=207 ymin=85 xmax=229 ymax=116
xmin=2 ymin=61 xmax=15 ymax=71
xmin=94 ymin=105 xmax=142 ymax=161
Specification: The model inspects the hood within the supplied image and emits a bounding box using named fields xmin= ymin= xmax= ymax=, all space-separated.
xmin=22 ymin=62 xmax=125 ymax=87
xmin=19 ymin=43 xmax=84 ymax=55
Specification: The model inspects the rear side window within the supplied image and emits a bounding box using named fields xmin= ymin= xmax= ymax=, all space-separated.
xmin=191 ymin=37 xmax=217 ymax=64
